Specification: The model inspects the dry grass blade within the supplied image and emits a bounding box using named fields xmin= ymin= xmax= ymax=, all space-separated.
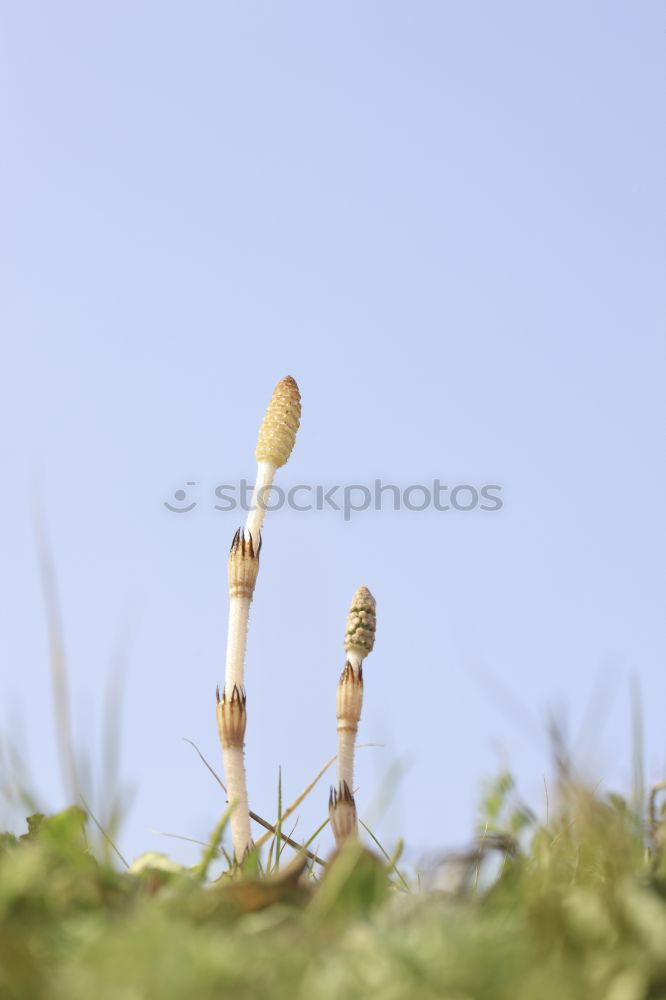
xmin=183 ymin=738 xmax=227 ymax=792
xmin=254 ymin=754 xmax=337 ymax=850
xmin=80 ymin=793 xmax=129 ymax=868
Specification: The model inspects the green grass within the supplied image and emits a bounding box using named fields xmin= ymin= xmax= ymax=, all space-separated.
xmin=2 ymin=768 xmax=665 ymax=1000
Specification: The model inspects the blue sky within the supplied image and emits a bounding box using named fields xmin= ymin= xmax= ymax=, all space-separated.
xmin=1 ymin=1 xmax=664 ymax=866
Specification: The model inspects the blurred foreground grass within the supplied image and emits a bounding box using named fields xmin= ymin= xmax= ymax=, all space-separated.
xmin=1 ymin=771 xmax=666 ymax=1000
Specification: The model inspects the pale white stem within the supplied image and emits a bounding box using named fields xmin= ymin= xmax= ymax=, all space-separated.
xmin=220 ymin=462 xmax=275 ymax=860
xmin=219 ymin=377 xmax=300 ymax=864
xmin=224 ymin=596 xmax=251 ymax=699
xmin=244 ymin=460 xmax=276 ymax=547
xmin=337 ymin=727 xmax=358 ymax=791
xmin=225 ymin=745 xmax=252 ymax=859
xmin=221 ymin=535 xmax=256 ymax=860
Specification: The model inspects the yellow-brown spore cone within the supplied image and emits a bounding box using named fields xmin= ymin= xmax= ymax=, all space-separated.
xmin=344 ymin=586 xmax=377 ymax=658
xmin=255 ymin=376 xmax=301 ymax=468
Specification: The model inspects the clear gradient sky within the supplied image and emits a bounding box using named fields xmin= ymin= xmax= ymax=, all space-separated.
xmin=1 ymin=2 xmax=664 ymax=866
